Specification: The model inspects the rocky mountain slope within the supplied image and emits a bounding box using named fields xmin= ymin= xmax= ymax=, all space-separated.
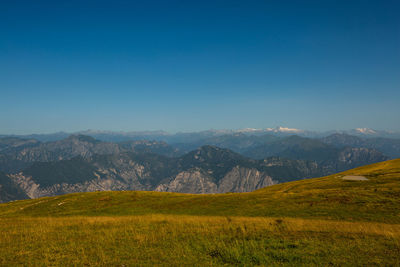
xmin=0 ymin=135 xmax=178 ymax=173
xmin=171 ymin=134 xmax=391 ymax=168
xmin=0 ymin=134 xmax=393 ymax=202
xmin=3 ymin=146 xmax=330 ymax=200
xmin=322 ymin=133 xmax=400 ymax=158
xmin=0 ymin=171 xmax=28 ymax=203
xmin=241 ymin=135 xmax=389 ymax=170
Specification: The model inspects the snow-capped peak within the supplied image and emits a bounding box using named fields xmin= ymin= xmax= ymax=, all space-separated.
xmin=266 ymin=126 xmax=303 ymax=133
xmin=355 ymin=128 xmax=377 ymax=134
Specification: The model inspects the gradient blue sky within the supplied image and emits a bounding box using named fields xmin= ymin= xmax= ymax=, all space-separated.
xmin=1 ymin=0 xmax=399 ymax=134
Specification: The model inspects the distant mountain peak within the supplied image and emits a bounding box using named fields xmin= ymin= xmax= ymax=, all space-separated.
xmin=236 ymin=128 xmax=263 ymax=133
xmin=355 ymin=128 xmax=377 ymax=134
xmin=66 ymin=134 xmax=100 ymax=143
xmin=266 ymin=126 xmax=304 ymax=133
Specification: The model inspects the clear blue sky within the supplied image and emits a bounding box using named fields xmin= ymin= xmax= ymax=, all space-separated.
xmin=1 ymin=0 xmax=399 ymax=134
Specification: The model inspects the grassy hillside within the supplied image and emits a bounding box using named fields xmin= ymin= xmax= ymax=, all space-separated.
xmin=2 ymin=159 xmax=399 ymax=222
xmin=0 ymin=159 xmax=399 ymax=266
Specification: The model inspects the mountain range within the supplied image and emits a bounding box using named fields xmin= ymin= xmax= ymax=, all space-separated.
xmin=0 ymin=130 xmax=397 ymax=202
xmin=3 ymin=127 xmax=400 ymax=143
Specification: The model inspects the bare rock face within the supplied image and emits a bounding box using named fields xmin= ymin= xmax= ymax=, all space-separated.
xmin=218 ymin=166 xmax=276 ymax=193
xmin=155 ymin=166 xmax=276 ymax=194
xmin=9 ymin=174 xmax=41 ymax=198
xmin=155 ymin=169 xmax=218 ymax=194
xmin=8 ymin=158 xmax=153 ymax=199
xmin=0 ymin=172 xmax=29 ymax=202
xmin=9 ymin=172 xmax=151 ymax=199
xmin=11 ymin=162 xmax=277 ymax=197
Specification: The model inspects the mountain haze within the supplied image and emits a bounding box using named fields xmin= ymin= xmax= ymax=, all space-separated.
xmin=0 ymin=132 xmax=394 ymax=202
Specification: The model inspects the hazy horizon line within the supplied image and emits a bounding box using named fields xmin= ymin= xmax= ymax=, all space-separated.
xmin=2 ymin=126 xmax=400 ymax=136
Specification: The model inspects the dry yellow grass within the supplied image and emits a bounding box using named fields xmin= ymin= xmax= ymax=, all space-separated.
xmin=1 ymin=215 xmax=400 ymax=266
xmin=4 ymin=215 xmax=400 ymax=237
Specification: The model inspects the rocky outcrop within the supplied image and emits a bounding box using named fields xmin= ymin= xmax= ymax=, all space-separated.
xmin=7 ymin=149 xmax=281 ymax=198
xmin=155 ymin=166 xmax=276 ymax=194
xmin=9 ymin=171 xmax=152 ymax=199
xmin=9 ymin=174 xmax=41 ymax=198
xmin=155 ymin=169 xmax=218 ymax=193
xmin=218 ymin=166 xmax=276 ymax=193
xmin=0 ymin=172 xmax=29 ymax=202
